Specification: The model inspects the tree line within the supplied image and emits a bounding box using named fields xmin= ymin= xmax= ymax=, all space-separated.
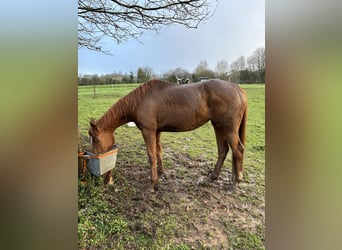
xmin=78 ymin=47 xmax=265 ymax=85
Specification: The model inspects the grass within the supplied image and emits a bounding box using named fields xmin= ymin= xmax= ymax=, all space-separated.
xmin=78 ymin=82 xmax=265 ymax=249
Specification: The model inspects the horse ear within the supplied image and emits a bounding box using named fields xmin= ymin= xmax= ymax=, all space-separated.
xmin=90 ymin=119 xmax=98 ymax=131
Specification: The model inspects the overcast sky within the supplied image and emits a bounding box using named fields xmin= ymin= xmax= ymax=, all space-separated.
xmin=78 ymin=0 xmax=264 ymax=76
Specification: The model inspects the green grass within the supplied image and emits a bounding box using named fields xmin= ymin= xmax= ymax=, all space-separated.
xmin=78 ymin=82 xmax=265 ymax=249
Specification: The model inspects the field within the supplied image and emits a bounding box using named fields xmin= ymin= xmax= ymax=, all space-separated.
xmin=78 ymin=83 xmax=265 ymax=249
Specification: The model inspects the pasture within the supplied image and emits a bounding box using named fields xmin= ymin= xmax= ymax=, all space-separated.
xmin=78 ymin=82 xmax=265 ymax=249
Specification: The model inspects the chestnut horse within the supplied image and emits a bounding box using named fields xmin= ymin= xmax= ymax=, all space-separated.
xmin=89 ymin=79 xmax=248 ymax=188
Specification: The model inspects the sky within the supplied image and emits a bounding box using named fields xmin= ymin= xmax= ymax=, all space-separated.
xmin=78 ymin=0 xmax=265 ymax=76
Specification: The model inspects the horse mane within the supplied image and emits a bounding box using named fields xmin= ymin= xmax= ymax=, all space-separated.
xmin=96 ymin=79 xmax=173 ymax=131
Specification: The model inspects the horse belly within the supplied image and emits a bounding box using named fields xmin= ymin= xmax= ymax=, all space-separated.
xmin=158 ymin=108 xmax=209 ymax=132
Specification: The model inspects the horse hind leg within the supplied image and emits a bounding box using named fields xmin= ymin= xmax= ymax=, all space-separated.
xmin=156 ymin=132 xmax=164 ymax=177
xmin=210 ymin=123 xmax=229 ymax=181
xmin=229 ymin=133 xmax=244 ymax=183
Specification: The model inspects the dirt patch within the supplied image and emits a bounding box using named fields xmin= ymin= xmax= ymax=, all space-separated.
xmin=98 ymin=147 xmax=265 ymax=249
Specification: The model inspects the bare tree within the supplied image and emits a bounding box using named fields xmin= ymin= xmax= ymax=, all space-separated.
xmin=174 ymin=67 xmax=191 ymax=80
xmin=229 ymin=56 xmax=246 ymax=83
xmin=91 ymin=74 xmax=100 ymax=98
xmin=247 ymin=54 xmax=257 ymax=72
xmin=194 ymin=60 xmax=209 ymax=75
xmin=164 ymin=67 xmax=191 ymax=83
xmin=137 ymin=67 xmax=153 ymax=83
xmin=236 ymin=56 xmax=246 ymax=71
xmin=215 ymin=60 xmax=229 ymax=80
xmin=79 ymin=0 xmax=217 ymax=52
xmin=193 ymin=60 xmax=215 ymax=81
xmin=248 ymin=47 xmax=265 ymax=82
xmin=254 ymin=47 xmax=265 ymax=73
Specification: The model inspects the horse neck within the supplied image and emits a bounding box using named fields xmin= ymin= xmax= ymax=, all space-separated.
xmin=96 ymin=80 xmax=166 ymax=131
xmin=96 ymin=96 xmax=136 ymax=132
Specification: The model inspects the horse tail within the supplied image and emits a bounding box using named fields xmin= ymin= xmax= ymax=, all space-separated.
xmin=232 ymin=104 xmax=247 ymax=182
xmin=238 ymin=91 xmax=248 ymax=151
xmin=239 ymin=107 xmax=247 ymax=151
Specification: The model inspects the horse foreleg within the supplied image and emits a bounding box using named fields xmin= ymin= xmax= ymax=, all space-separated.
xmin=210 ymin=124 xmax=229 ymax=181
xmin=142 ymin=129 xmax=158 ymax=187
xmin=156 ymin=132 xmax=164 ymax=177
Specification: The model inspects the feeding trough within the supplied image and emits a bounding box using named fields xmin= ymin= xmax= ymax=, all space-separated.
xmin=78 ymin=145 xmax=118 ymax=177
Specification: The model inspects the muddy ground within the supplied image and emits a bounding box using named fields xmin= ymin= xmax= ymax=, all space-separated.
xmin=94 ymin=146 xmax=265 ymax=249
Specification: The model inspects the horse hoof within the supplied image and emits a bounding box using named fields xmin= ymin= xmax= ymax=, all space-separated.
xmin=236 ymin=172 xmax=243 ymax=182
xmin=209 ymin=173 xmax=218 ymax=181
xmin=157 ymin=170 xmax=164 ymax=177
xmin=144 ymin=185 xmax=157 ymax=196
xmin=153 ymin=184 xmax=159 ymax=192
xmin=104 ymin=176 xmax=114 ymax=185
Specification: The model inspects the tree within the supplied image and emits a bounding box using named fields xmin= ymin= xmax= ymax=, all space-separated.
xmin=78 ymin=0 xmax=217 ymax=52
xmin=230 ymin=56 xmax=246 ymax=83
xmin=236 ymin=56 xmax=246 ymax=72
xmin=245 ymin=47 xmax=265 ymax=82
xmin=247 ymin=54 xmax=257 ymax=72
xmin=91 ymin=75 xmax=100 ymax=98
xmin=79 ymin=77 xmax=89 ymax=85
xmin=195 ymin=60 xmax=209 ymax=74
xmin=215 ymin=60 xmax=229 ymax=80
xmin=253 ymin=47 xmax=265 ymax=82
xmin=164 ymin=67 xmax=191 ymax=83
xmin=192 ymin=60 xmax=215 ymax=81
xmin=129 ymin=71 xmax=134 ymax=83
xmin=137 ymin=67 xmax=153 ymax=83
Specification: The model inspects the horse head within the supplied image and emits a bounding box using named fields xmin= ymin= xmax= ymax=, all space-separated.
xmin=88 ymin=119 xmax=114 ymax=154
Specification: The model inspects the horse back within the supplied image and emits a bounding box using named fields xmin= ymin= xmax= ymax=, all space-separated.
xmin=135 ymin=79 xmax=246 ymax=131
